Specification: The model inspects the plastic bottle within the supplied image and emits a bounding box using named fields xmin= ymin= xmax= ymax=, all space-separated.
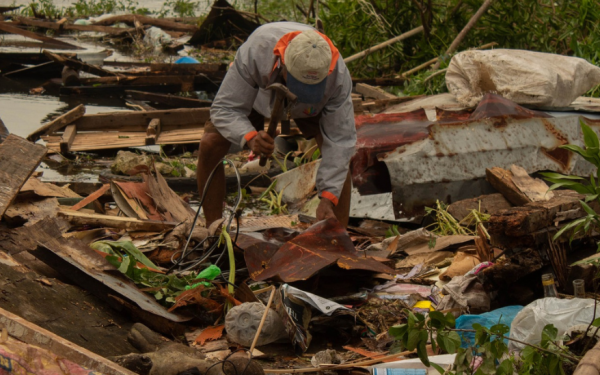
xmin=542 ymin=273 xmax=558 ymax=298
xmin=573 ymin=279 xmax=586 ymax=298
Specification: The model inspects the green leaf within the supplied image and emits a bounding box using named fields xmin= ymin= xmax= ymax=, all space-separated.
xmin=593 ymin=318 xmax=600 ymax=327
xmin=541 ymin=324 xmax=558 ymax=346
xmin=581 ymin=121 xmax=600 ymax=149
xmin=417 ymin=340 xmax=430 ymax=367
xmin=389 ymin=324 xmax=408 ymax=339
xmin=540 ymin=172 xmax=583 ymax=180
xmin=445 ymin=312 xmax=456 ymax=328
xmin=580 ymin=200 xmax=597 ymax=216
xmin=154 ymin=291 xmax=163 ymax=300
xmin=497 ymin=359 xmax=513 ymax=375
xmin=118 ymin=255 xmax=131 ymax=274
xmin=430 ymin=363 xmax=445 ymax=374
xmin=429 ymin=311 xmax=446 ymax=329
xmin=407 ymin=329 xmax=420 ymax=351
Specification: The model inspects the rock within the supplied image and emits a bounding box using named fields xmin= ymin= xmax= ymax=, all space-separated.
xmin=155 ymin=162 xmax=174 ymax=175
xmin=111 ymin=151 xmax=151 ymax=175
xmin=311 ymin=349 xmax=344 ymax=367
xmin=225 ymin=302 xmax=287 ymax=347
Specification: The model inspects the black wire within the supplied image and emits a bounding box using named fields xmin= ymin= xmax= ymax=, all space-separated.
xmin=168 ymin=158 xmax=243 ymax=275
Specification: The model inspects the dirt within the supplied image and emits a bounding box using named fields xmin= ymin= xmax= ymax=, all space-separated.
xmin=0 ymin=261 xmax=138 ymax=357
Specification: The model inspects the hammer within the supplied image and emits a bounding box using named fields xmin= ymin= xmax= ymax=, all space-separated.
xmin=259 ymin=83 xmax=298 ymax=167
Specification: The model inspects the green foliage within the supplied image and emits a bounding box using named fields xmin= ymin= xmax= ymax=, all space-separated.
xmin=22 ymin=0 xmax=148 ymax=17
xmin=385 ymin=224 xmax=401 ymax=238
xmin=91 ymin=240 xmax=199 ymax=306
xmin=320 ymin=0 xmax=600 ymax=96
xmin=425 ymin=200 xmax=474 ymax=236
xmin=389 ymin=311 xmax=576 ymax=374
xmin=541 ymin=120 xmax=600 ymax=243
xmin=158 ymin=0 xmax=200 ymax=17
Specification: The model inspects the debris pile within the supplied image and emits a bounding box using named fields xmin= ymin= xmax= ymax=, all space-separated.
xmin=2 ymin=1 xmax=600 ymax=374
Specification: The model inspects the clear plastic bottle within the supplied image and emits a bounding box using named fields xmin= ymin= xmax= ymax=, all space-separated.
xmin=573 ymin=279 xmax=586 ymax=298
xmin=542 ymin=273 xmax=558 ymax=298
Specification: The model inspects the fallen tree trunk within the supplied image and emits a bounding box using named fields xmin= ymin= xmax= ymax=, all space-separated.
xmin=93 ymin=14 xmax=197 ymax=32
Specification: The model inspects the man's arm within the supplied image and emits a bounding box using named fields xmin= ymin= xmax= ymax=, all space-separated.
xmin=210 ymin=45 xmax=261 ymax=148
xmin=317 ymin=71 xmax=356 ymax=206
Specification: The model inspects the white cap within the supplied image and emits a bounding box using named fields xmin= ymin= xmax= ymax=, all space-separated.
xmin=284 ymin=30 xmax=332 ymax=84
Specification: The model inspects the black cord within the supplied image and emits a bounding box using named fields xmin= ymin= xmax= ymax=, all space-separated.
xmin=168 ymin=158 xmax=243 ymax=274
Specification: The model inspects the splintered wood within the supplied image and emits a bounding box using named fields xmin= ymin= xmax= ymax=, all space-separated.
xmin=0 ymin=135 xmax=47 ymax=217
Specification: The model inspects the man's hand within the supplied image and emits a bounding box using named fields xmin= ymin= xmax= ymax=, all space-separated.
xmin=316 ymin=198 xmax=336 ymax=222
xmin=247 ymin=131 xmax=276 ymax=158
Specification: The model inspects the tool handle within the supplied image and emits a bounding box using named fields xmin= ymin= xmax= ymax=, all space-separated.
xmin=258 ymin=96 xmax=285 ymax=167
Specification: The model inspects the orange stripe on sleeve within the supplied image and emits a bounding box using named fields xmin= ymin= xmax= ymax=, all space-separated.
xmin=321 ymin=191 xmax=339 ymax=206
xmin=244 ymin=131 xmax=258 ymax=142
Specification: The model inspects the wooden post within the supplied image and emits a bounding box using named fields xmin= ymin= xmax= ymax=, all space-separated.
xmin=145 ymin=118 xmax=161 ymax=145
xmin=0 ymin=135 xmax=47 ymax=217
xmin=60 ymin=124 xmax=77 ymax=153
xmin=27 ymin=104 xmax=85 ymax=142
xmin=344 ymin=26 xmax=424 ymax=64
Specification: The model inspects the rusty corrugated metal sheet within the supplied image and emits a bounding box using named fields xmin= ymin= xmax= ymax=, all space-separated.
xmin=351 ymin=94 xmax=600 ymax=220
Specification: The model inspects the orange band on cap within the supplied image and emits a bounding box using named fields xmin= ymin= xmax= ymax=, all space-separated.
xmin=273 ymin=30 xmax=340 ymax=75
xmin=321 ymin=191 xmax=339 ymax=206
xmin=244 ymin=131 xmax=258 ymax=142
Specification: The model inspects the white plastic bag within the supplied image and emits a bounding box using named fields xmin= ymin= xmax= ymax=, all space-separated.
xmin=508 ymin=297 xmax=599 ymax=351
xmin=446 ymin=49 xmax=600 ymax=107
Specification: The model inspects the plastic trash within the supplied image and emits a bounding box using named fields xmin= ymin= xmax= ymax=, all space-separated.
xmin=509 ymin=297 xmax=600 ymax=351
xmin=144 ymin=27 xmax=172 ymax=50
xmin=176 ymin=56 xmax=200 ymax=64
xmin=225 ymin=302 xmax=287 ymax=347
xmin=74 ymin=19 xmax=91 ymax=25
xmin=455 ymin=305 xmax=524 ymax=348
xmin=185 ymin=265 xmax=221 ymax=290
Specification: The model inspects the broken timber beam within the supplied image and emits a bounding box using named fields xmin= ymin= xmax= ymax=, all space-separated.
xmin=74 ymin=107 xmax=210 ymax=132
xmin=355 ymin=83 xmax=397 ymax=100
xmin=43 ymin=50 xmax=123 ymax=78
xmin=58 ymin=210 xmax=178 ymax=231
xmin=59 ymin=124 xmax=77 ymax=153
xmin=145 ymin=118 xmax=161 ymax=145
xmin=70 ymin=184 xmax=110 ymax=211
xmin=27 ymin=104 xmax=85 ymax=142
xmin=125 ymin=90 xmax=212 ymax=108
xmin=0 ymin=135 xmax=47 ymax=217
xmin=0 ymin=306 xmax=137 ymax=375
xmin=485 ymin=167 xmax=531 ymax=206
xmin=93 ymin=14 xmax=197 ymax=33
xmin=0 ymin=21 xmax=83 ymax=50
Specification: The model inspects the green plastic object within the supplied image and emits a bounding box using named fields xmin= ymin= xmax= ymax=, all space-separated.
xmin=185 ymin=265 xmax=221 ymax=290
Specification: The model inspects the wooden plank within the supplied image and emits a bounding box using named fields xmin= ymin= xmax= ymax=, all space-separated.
xmin=70 ymin=184 xmax=110 ymax=211
xmin=27 ymin=104 xmax=85 ymax=142
xmin=0 ymin=135 xmax=47 ymax=216
xmin=145 ymin=118 xmax=161 ymax=145
xmin=74 ymin=107 xmax=210 ymax=132
xmin=42 ymin=128 xmax=205 ymax=153
xmin=355 ymin=83 xmax=397 ymax=100
xmin=352 ymin=76 xmax=406 ymax=87
xmin=0 ymin=306 xmax=137 ymax=375
xmin=93 ymin=14 xmax=197 ymax=32
xmin=125 ymin=90 xmax=212 ymax=108
xmin=485 ymin=167 xmax=531 ymax=206
xmin=510 ymin=164 xmax=554 ymax=202
xmin=60 ymin=84 xmax=185 ymax=97
xmin=0 ymin=21 xmax=83 ymax=50
xmin=59 ymin=124 xmax=77 ymax=153
xmin=43 ymin=50 xmax=123 ymax=78
xmin=58 ymin=209 xmax=178 ymax=231
xmin=126 ymin=99 xmax=156 ymax=111
xmin=80 ymin=75 xmax=199 ymax=86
